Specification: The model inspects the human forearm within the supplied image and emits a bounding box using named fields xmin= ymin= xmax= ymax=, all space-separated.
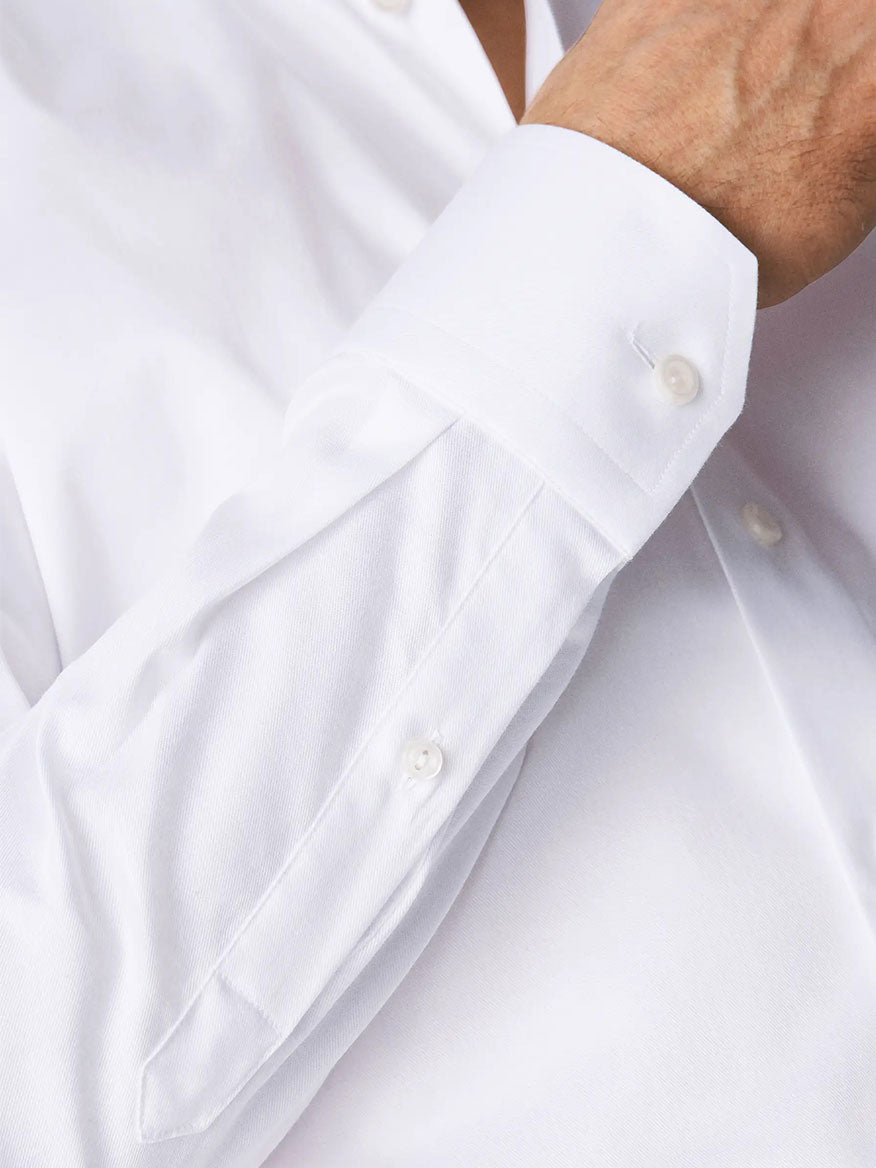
xmin=523 ymin=0 xmax=876 ymax=308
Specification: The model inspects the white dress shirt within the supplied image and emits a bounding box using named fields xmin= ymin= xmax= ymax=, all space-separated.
xmin=1 ymin=1 xmax=875 ymax=1165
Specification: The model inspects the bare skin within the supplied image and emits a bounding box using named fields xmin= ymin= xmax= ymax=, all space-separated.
xmin=459 ymin=0 xmax=527 ymax=121
xmin=468 ymin=0 xmax=876 ymax=309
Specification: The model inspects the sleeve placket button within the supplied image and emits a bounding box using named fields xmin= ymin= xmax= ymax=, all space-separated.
xmin=401 ymin=739 xmax=444 ymax=781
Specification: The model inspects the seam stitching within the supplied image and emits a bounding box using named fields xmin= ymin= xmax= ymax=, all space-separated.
xmin=137 ymin=477 xmax=548 ymax=1141
xmin=215 ymin=970 xmax=283 ymax=1036
xmin=367 ymin=239 xmax=734 ymax=497
xmin=343 ymin=350 xmax=633 ymax=557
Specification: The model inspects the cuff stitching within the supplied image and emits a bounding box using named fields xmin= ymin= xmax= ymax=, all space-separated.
xmin=364 ymin=268 xmax=735 ymax=499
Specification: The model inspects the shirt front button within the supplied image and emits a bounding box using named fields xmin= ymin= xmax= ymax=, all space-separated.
xmin=654 ymin=354 xmax=701 ymax=405
xmin=402 ymin=738 xmax=443 ymax=781
xmin=741 ymin=501 xmax=784 ymax=547
xmin=372 ymin=0 xmax=410 ymax=11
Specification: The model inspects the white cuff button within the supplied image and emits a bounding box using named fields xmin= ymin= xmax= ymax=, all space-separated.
xmin=741 ymin=502 xmax=783 ymax=548
xmin=654 ymin=355 xmax=701 ymax=405
xmin=402 ymin=738 xmax=443 ymax=781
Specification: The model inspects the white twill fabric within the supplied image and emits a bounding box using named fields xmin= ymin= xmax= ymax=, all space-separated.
xmin=0 ymin=2 xmax=875 ymax=1167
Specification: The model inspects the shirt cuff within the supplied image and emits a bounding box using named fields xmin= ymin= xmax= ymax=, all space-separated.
xmin=340 ymin=123 xmax=758 ymax=557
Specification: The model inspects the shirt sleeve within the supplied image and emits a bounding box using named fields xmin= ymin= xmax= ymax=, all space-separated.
xmin=0 ymin=124 xmax=757 ymax=1162
xmin=0 ymin=451 xmax=61 ymax=727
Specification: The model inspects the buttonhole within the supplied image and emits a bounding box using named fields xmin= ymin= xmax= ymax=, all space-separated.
xmin=628 ymin=328 xmax=655 ymax=370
